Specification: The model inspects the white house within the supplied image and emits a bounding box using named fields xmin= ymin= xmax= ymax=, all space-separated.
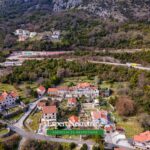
xmin=91 ymin=110 xmax=108 ymax=126
xmin=37 ymin=86 xmax=46 ymax=97
xmin=0 ymin=91 xmax=19 ymax=111
xmin=67 ymin=98 xmax=77 ymax=107
xmin=47 ymin=88 xmax=58 ymax=96
xmin=72 ymin=83 xmax=99 ymax=98
xmin=37 ymin=101 xmax=46 ymax=110
xmin=93 ymin=99 xmax=100 ymax=107
xmin=30 ymin=32 xmax=37 ymax=38
xmin=68 ymin=115 xmax=79 ymax=127
xmin=51 ymin=31 xmax=60 ymax=39
xmin=47 ymin=83 xmax=99 ymax=99
xmin=133 ymin=131 xmax=150 ymax=149
xmin=41 ymin=106 xmax=57 ymax=127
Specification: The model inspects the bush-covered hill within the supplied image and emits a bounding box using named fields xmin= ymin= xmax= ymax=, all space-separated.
xmin=0 ymin=0 xmax=149 ymax=50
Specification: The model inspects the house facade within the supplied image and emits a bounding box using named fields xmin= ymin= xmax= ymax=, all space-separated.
xmin=0 ymin=91 xmax=19 ymax=111
xmin=67 ymin=98 xmax=77 ymax=107
xmin=133 ymin=131 xmax=150 ymax=149
xmin=47 ymin=83 xmax=99 ymax=100
xmin=37 ymin=86 xmax=46 ymax=97
xmin=41 ymin=106 xmax=57 ymax=127
xmin=91 ymin=110 xmax=108 ymax=126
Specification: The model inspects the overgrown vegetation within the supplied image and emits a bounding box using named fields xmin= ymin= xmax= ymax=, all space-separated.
xmin=22 ymin=139 xmax=70 ymax=150
xmin=0 ymin=10 xmax=150 ymax=50
xmin=0 ymin=50 xmax=11 ymax=62
xmin=1 ymin=59 xmax=150 ymax=115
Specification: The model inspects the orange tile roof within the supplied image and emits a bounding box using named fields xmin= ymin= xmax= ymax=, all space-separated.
xmin=37 ymin=86 xmax=46 ymax=92
xmin=48 ymin=88 xmax=58 ymax=93
xmin=69 ymin=115 xmax=79 ymax=123
xmin=133 ymin=131 xmax=150 ymax=142
xmin=91 ymin=110 xmax=107 ymax=120
xmin=10 ymin=91 xmax=18 ymax=98
xmin=2 ymin=92 xmax=8 ymax=98
xmin=0 ymin=95 xmax=5 ymax=102
xmin=77 ymin=82 xmax=91 ymax=88
xmin=68 ymin=98 xmax=77 ymax=104
xmin=104 ymin=124 xmax=113 ymax=131
xmin=37 ymin=101 xmax=46 ymax=107
xmin=42 ymin=106 xmax=57 ymax=114
xmin=57 ymin=86 xmax=69 ymax=91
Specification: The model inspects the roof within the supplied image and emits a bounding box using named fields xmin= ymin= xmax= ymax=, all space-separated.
xmin=77 ymin=82 xmax=91 ymax=88
xmin=104 ymin=124 xmax=114 ymax=131
xmin=68 ymin=98 xmax=77 ymax=104
xmin=57 ymin=86 xmax=69 ymax=91
xmin=10 ymin=91 xmax=18 ymax=98
xmin=48 ymin=88 xmax=58 ymax=93
xmin=0 ymin=91 xmax=18 ymax=102
xmin=37 ymin=101 xmax=46 ymax=107
xmin=37 ymin=86 xmax=46 ymax=92
xmin=69 ymin=115 xmax=79 ymax=123
xmin=0 ymin=95 xmax=5 ymax=102
xmin=2 ymin=92 xmax=8 ymax=98
xmin=42 ymin=106 xmax=57 ymax=114
xmin=133 ymin=131 xmax=150 ymax=142
xmin=91 ymin=110 xmax=108 ymax=120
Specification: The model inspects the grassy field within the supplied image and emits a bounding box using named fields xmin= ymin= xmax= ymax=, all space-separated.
xmin=61 ymin=76 xmax=95 ymax=86
xmin=0 ymin=82 xmax=38 ymax=104
xmin=0 ymin=128 xmax=9 ymax=135
xmin=7 ymin=112 xmax=24 ymax=122
xmin=26 ymin=110 xmax=42 ymax=131
xmin=115 ymin=113 xmax=143 ymax=138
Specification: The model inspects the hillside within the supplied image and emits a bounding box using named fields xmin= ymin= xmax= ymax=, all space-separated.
xmin=0 ymin=0 xmax=150 ymax=21
xmin=0 ymin=0 xmax=150 ymax=50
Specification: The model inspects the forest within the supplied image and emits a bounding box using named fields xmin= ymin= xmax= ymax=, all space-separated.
xmin=0 ymin=59 xmax=150 ymax=114
xmin=0 ymin=10 xmax=150 ymax=50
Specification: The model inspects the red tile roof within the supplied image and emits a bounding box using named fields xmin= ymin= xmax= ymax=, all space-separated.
xmin=91 ymin=110 xmax=107 ymax=120
xmin=57 ymin=86 xmax=69 ymax=91
xmin=37 ymin=101 xmax=46 ymax=107
xmin=42 ymin=106 xmax=57 ymax=114
xmin=68 ymin=98 xmax=77 ymax=104
xmin=0 ymin=91 xmax=18 ymax=102
xmin=48 ymin=88 xmax=58 ymax=93
xmin=69 ymin=115 xmax=79 ymax=123
xmin=2 ymin=92 xmax=8 ymax=98
xmin=0 ymin=95 xmax=5 ymax=102
xmin=77 ymin=82 xmax=91 ymax=88
xmin=133 ymin=131 xmax=150 ymax=142
xmin=37 ymin=86 xmax=46 ymax=92
xmin=104 ymin=124 xmax=114 ymax=131
xmin=10 ymin=91 xmax=18 ymax=98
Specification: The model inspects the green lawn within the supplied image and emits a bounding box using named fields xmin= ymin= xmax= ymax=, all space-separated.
xmin=61 ymin=76 xmax=94 ymax=86
xmin=0 ymin=82 xmax=38 ymax=104
xmin=0 ymin=128 xmax=9 ymax=135
xmin=26 ymin=110 xmax=42 ymax=131
xmin=114 ymin=113 xmax=143 ymax=138
xmin=7 ymin=112 xmax=24 ymax=121
xmin=6 ymin=106 xmax=20 ymax=113
xmin=0 ymin=83 xmax=16 ymax=91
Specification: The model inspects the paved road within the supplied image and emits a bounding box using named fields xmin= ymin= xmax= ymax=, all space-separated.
xmin=89 ymin=60 xmax=150 ymax=71
xmin=14 ymin=97 xmax=47 ymax=128
xmin=66 ymin=59 xmax=150 ymax=71
xmin=8 ymin=125 xmax=94 ymax=147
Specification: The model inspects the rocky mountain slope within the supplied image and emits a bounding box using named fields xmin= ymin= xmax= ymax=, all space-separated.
xmin=0 ymin=0 xmax=150 ymax=21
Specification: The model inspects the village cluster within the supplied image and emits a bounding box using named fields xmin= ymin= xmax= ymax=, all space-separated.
xmin=14 ymin=29 xmax=60 ymax=42
xmin=36 ymin=83 xmax=114 ymax=134
xmin=0 ymin=83 xmax=149 ymax=149
xmin=0 ymin=91 xmax=19 ymax=111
